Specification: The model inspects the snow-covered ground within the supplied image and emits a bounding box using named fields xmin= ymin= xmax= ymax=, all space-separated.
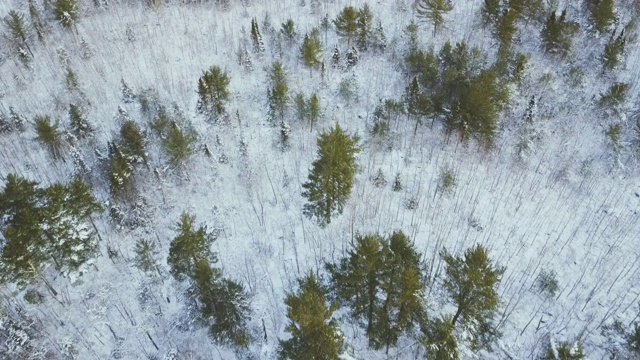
xmin=1 ymin=0 xmax=639 ymax=358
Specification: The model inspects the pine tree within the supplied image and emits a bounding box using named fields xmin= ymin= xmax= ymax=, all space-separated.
xmin=405 ymin=77 xmax=431 ymax=135
xmin=268 ymin=61 xmax=289 ymax=123
xmin=441 ymin=245 xmax=504 ymax=341
xmin=300 ymin=29 xmax=322 ymax=72
xmin=279 ymin=120 xmax=291 ymax=151
xmin=481 ymin=0 xmax=501 ymax=26
xmin=162 ymin=122 xmax=196 ymax=167
xmin=327 ymin=234 xmax=385 ymax=339
xmin=602 ymin=29 xmax=626 ymax=70
xmin=494 ymin=8 xmax=518 ymax=51
xmin=53 ymin=0 xmax=79 ymax=30
xmin=333 ymin=6 xmax=359 ymax=46
xmin=4 ymin=11 xmax=33 ymax=58
xmin=539 ymin=339 xmax=586 ymax=359
xmin=371 ymin=21 xmax=387 ymax=52
xmin=0 ymin=175 xmax=100 ymax=286
xmin=421 ymin=316 xmax=459 ymax=360
xmin=167 ymin=212 xmax=217 ymax=281
xmin=372 ymin=231 xmax=426 ymax=351
xmin=34 ymin=115 xmax=63 ymax=160
xmin=586 ymin=0 xmax=615 ymax=33
xmin=302 ymin=123 xmax=359 ymax=226
xmin=69 ymin=104 xmax=92 ymax=139
xmin=197 ymin=66 xmax=230 ymax=118
xmin=108 ymin=142 xmax=134 ymax=196
xmin=308 ymin=93 xmax=320 ymax=131
xmin=280 ymin=19 xmax=296 ymax=47
xmin=121 ymin=79 xmax=136 ymax=103
xmin=279 ymin=273 xmax=343 ymax=360
xmin=356 ymin=3 xmax=373 ymax=51
xmin=250 ymin=17 xmax=264 ymax=53
xmin=120 ymin=120 xmax=146 ymax=164
xmin=189 ymin=259 xmax=250 ymax=347
xmin=416 ymin=0 xmax=453 ymax=35
xmin=294 ymin=93 xmax=308 ymax=122
xmin=541 ymin=9 xmax=578 ymax=55
xmin=134 ymin=238 xmax=158 ymax=273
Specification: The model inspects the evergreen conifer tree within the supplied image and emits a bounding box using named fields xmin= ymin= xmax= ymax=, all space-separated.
xmin=333 ymin=6 xmax=359 ymax=46
xmin=481 ymin=0 xmax=501 ymax=26
xmin=29 ymin=0 xmax=46 ymax=43
xmin=167 ymin=212 xmax=217 ymax=281
xmin=300 ymin=29 xmax=322 ymax=72
xmin=441 ymin=245 xmax=504 ymax=346
xmin=405 ymin=77 xmax=431 ymax=135
xmin=120 ymin=120 xmax=146 ymax=164
xmin=331 ymin=46 xmax=341 ymax=68
xmin=53 ymin=0 xmax=79 ymax=30
xmin=162 ymin=122 xmax=196 ymax=167
xmin=197 ymin=66 xmax=230 ymax=119
xmin=586 ymin=0 xmax=615 ymax=33
xmin=281 ymin=19 xmax=296 ymax=47
xmin=250 ymin=17 xmax=264 ymax=53
xmin=308 ymin=93 xmax=320 ymax=131
xmin=602 ymin=29 xmax=626 ymax=70
xmin=134 ymin=238 xmax=158 ymax=273
xmin=34 ymin=115 xmax=63 ymax=160
xmin=421 ymin=315 xmax=459 ymax=360
xmin=356 ymin=3 xmax=373 ymax=51
xmin=69 ymin=104 xmax=92 ymax=139
xmin=539 ymin=339 xmax=586 ymax=359
xmin=4 ymin=11 xmax=33 ymax=59
xmin=188 ymin=259 xmax=250 ymax=347
xmin=416 ymin=0 xmax=453 ymax=35
xmin=268 ymin=61 xmax=289 ymax=123
xmin=8 ymin=107 xmax=26 ymax=133
xmin=279 ymin=273 xmax=343 ymax=360
xmin=541 ymin=9 xmax=578 ymax=55
xmin=302 ymin=123 xmax=359 ymax=226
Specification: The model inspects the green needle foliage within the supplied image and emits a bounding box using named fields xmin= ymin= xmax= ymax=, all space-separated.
xmin=162 ymin=121 xmax=196 ymax=167
xmin=197 ymin=66 xmax=230 ymax=119
xmin=327 ymin=231 xmax=426 ymax=351
xmin=416 ymin=0 xmax=453 ymax=35
xmin=333 ymin=6 xmax=359 ymax=46
xmin=53 ymin=0 xmax=79 ymax=29
xmin=167 ymin=212 xmax=217 ymax=281
xmin=539 ymin=340 xmax=586 ymax=359
xmin=421 ymin=315 xmax=459 ymax=360
xmin=441 ymin=245 xmax=504 ymax=348
xmin=302 ymin=123 xmax=359 ymax=226
xmin=0 ymin=175 xmax=100 ymax=287
xmin=279 ymin=273 xmax=343 ymax=360
xmin=34 ymin=115 xmax=63 ymax=160
xmin=300 ymin=28 xmax=322 ymax=71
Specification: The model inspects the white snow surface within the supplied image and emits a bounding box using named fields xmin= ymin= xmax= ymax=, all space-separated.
xmin=0 ymin=0 xmax=639 ymax=359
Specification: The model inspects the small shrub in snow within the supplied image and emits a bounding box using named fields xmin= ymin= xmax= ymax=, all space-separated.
xmin=536 ymin=269 xmax=559 ymax=299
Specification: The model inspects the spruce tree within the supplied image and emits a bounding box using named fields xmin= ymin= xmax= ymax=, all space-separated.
xmin=300 ymin=29 xmax=322 ymax=72
xmin=279 ymin=273 xmax=343 ymax=360
xmin=34 ymin=115 xmax=63 ymax=160
xmin=302 ymin=123 xmax=359 ymax=226
xmin=162 ymin=121 xmax=196 ymax=167
xmin=197 ymin=66 xmax=230 ymax=118
xmin=250 ymin=17 xmax=264 ymax=53
xmin=120 ymin=120 xmax=146 ymax=164
xmin=108 ymin=142 xmax=134 ymax=196
xmin=441 ymin=245 xmax=504 ymax=344
xmin=333 ymin=6 xmax=359 ymax=46
xmin=53 ymin=0 xmax=79 ymax=29
xmin=494 ymin=8 xmax=518 ymax=51
xmin=167 ymin=212 xmax=217 ymax=281
xmin=69 ymin=104 xmax=92 ymax=139
xmin=416 ymin=0 xmax=454 ymax=35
